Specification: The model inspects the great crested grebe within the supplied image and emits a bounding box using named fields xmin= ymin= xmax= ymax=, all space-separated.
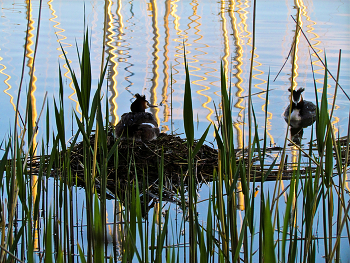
xmin=115 ymin=94 xmax=160 ymax=141
xmin=284 ymin=87 xmax=316 ymax=128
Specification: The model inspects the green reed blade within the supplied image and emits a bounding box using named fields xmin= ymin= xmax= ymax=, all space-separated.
xmin=192 ymin=124 xmax=211 ymax=157
xmin=7 ymin=225 xmax=24 ymax=262
xmin=93 ymin=193 xmax=104 ymax=262
xmin=282 ymin=172 xmax=296 ymax=261
xmin=263 ymin=197 xmax=276 ymax=263
xmin=53 ymin=99 xmax=66 ymax=151
xmin=0 ymin=142 xmax=10 ymax=188
xmin=133 ymin=172 xmax=145 ymax=262
xmin=95 ymin=95 xmax=106 ymax=152
xmin=316 ymin=55 xmax=329 ymax=155
xmin=77 ymin=243 xmax=87 ymax=263
xmin=220 ymin=62 xmax=234 ymax=150
xmin=324 ymin=126 xmax=333 ymax=187
xmin=107 ymin=139 xmax=121 ymax=162
xmin=26 ymin=214 xmax=34 ymax=263
xmin=98 ymin=58 xmax=109 ymax=92
xmin=129 ymin=185 xmax=137 ymax=261
xmin=155 ymin=210 xmax=170 ymax=263
xmin=27 ymin=92 xmax=33 ymax=155
xmin=183 ymin=55 xmax=194 ymax=147
xmin=198 ymin=219 xmax=207 ymax=263
xmin=150 ymin=205 xmax=156 ymax=263
xmin=81 ymin=31 xmax=92 ymax=112
xmin=88 ymin=89 xmax=100 ymax=135
xmin=206 ymin=194 xmax=213 ymax=260
xmin=58 ymin=65 xmax=64 ymax=109
xmin=58 ymin=42 xmax=82 ymax=107
xmin=214 ymin=125 xmax=223 ymax=150
xmin=233 ymin=211 xmax=248 ymax=262
xmin=121 ymin=201 xmax=141 ymax=262
xmin=73 ymin=111 xmax=90 ymax=145
xmin=262 ymin=157 xmax=279 ymax=182
xmin=44 ymin=208 xmax=53 ymax=263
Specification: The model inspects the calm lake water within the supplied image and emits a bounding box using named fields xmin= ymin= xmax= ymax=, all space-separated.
xmin=0 ymin=0 xmax=349 ymax=146
xmin=0 ymin=0 xmax=349 ymax=261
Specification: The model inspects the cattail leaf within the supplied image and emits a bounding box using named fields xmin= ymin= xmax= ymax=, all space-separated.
xmin=316 ymin=54 xmax=329 ymax=154
xmin=44 ymin=208 xmax=53 ymax=263
xmin=206 ymin=196 xmax=213 ymax=260
xmin=107 ymin=138 xmax=121 ymax=162
xmin=74 ymin=111 xmax=90 ymax=145
xmin=93 ymin=193 xmax=104 ymax=262
xmin=77 ymin=243 xmax=87 ymax=263
xmin=214 ymin=125 xmax=223 ymax=151
xmin=183 ymin=54 xmax=194 ymax=146
xmin=53 ymin=100 xmax=66 ymax=151
xmin=192 ymin=124 xmax=211 ymax=157
xmin=282 ymin=175 xmax=295 ymax=260
xmin=324 ymin=126 xmax=333 ymax=187
xmin=0 ymin=142 xmax=10 ymax=188
xmin=59 ymin=42 xmax=82 ymax=112
xmin=81 ymin=30 xmax=92 ymax=117
xmin=156 ymin=210 xmax=170 ymax=262
xmin=263 ymin=198 xmax=276 ymax=263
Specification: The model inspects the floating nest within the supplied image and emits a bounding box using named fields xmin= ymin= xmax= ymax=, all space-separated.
xmin=26 ymin=127 xmax=349 ymax=215
xmin=68 ymin=130 xmax=218 ymax=207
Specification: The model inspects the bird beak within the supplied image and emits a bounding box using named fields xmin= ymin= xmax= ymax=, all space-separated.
xmin=147 ymin=101 xmax=158 ymax=108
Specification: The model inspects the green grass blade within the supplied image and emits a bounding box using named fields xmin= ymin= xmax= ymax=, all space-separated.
xmin=263 ymin=197 xmax=276 ymax=263
xmin=192 ymin=124 xmax=211 ymax=157
xmin=316 ymin=54 xmax=329 ymax=154
xmin=45 ymin=208 xmax=53 ymax=263
xmin=183 ymin=54 xmax=194 ymax=146
xmin=77 ymin=243 xmax=87 ymax=263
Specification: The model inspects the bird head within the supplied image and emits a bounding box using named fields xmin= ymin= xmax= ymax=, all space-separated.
xmin=288 ymin=87 xmax=304 ymax=106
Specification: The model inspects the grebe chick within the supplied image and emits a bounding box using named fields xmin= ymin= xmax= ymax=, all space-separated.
xmin=115 ymin=94 xmax=160 ymax=141
xmin=283 ymin=87 xmax=316 ymax=128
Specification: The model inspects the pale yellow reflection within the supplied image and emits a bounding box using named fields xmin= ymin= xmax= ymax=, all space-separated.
xmin=229 ymin=0 xmax=244 ymax=149
xmin=106 ymin=0 xmax=120 ymax=125
xmin=291 ymin=1 xmax=302 ymax=91
xmin=220 ymin=1 xmax=230 ymax=76
xmin=235 ymin=0 xmax=254 ymax=149
xmin=149 ymin=0 xmax=160 ymax=125
xmin=228 ymin=0 xmax=272 ymax=148
xmin=25 ymin=0 xmax=39 ymax=250
xmin=189 ymin=0 xmax=214 ymax=125
xmin=25 ymin=1 xmax=38 ymax=141
xmin=236 ymin=181 xmax=245 ymax=210
xmin=48 ymin=0 xmax=80 ymax=116
xmin=0 ymin=5 xmax=18 ymax=118
xmin=171 ymin=0 xmax=186 ymax=79
xmin=160 ymin=0 xmax=171 ymax=133
xmin=0 ymin=62 xmax=17 ymax=114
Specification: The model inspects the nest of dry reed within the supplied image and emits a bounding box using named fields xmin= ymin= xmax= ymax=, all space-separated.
xmin=27 ymin=127 xmax=348 ymax=210
xmin=68 ymin=129 xmax=218 ymax=204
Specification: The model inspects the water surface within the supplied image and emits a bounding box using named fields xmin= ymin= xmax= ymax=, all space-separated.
xmin=0 ymin=0 xmax=349 ymax=146
xmin=0 ymin=0 xmax=349 ymax=261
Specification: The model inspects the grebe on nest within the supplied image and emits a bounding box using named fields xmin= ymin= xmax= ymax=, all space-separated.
xmin=284 ymin=87 xmax=316 ymax=128
xmin=115 ymin=94 xmax=160 ymax=141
